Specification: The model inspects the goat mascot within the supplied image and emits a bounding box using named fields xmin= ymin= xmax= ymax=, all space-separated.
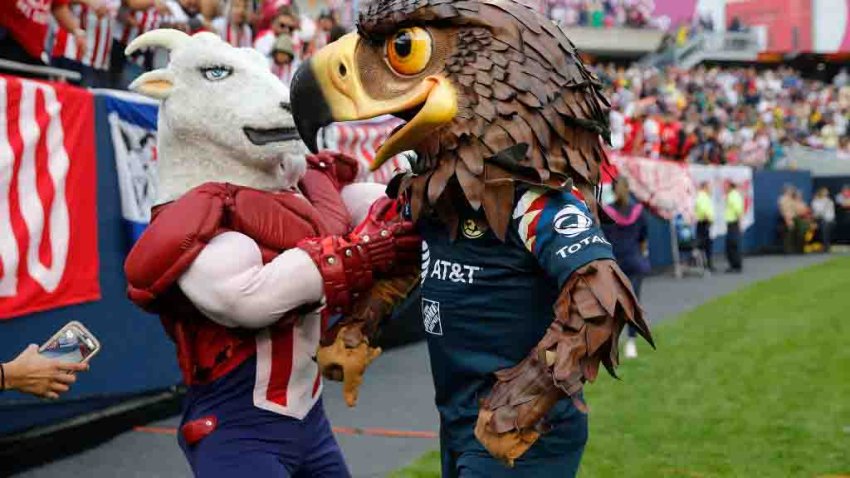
xmin=289 ymin=0 xmax=654 ymax=476
xmin=122 ymin=30 xmax=419 ymax=476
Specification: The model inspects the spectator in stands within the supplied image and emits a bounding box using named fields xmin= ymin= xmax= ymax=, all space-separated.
xmin=793 ymin=189 xmax=814 ymax=253
xmin=254 ymin=5 xmax=300 ymax=61
xmin=165 ymin=0 xmax=208 ymax=33
xmin=812 ymin=187 xmax=836 ymax=252
xmin=111 ymin=0 xmax=170 ymax=88
xmin=601 ymin=177 xmax=650 ymax=359
xmin=212 ymin=0 xmax=253 ymax=48
xmin=269 ymin=33 xmax=297 ymax=88
xmin=695 ymin=181 xmax=715 ymax=271
xmin=307 ymin=10 xmax=335 ymax=56
xmin=0 ymin=0 xmax=86 ymax=70
xmin=1 ymin=345 xmax=88 ymax=399
xmin=779 ymin=184 xmax=797 ymax=253
xmin=724 ymin=181 xmax=744 ymax=272
xmin=52 ymin=0 xmax=168 ymax=88
xmin=51 ymin=0 xmax=116 ymax=88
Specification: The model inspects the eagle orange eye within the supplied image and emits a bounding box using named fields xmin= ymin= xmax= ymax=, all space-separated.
xmin=386 ymin=27 xmax=432 ymax=76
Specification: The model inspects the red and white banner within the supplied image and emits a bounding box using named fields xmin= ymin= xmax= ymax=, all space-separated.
xmin=610 ymin=154 xmax=698 ymax=222
xmin=321 ymin=116 xmax=410 ymax=184
xmin=0 ymin=76 xmax=100 ymax=319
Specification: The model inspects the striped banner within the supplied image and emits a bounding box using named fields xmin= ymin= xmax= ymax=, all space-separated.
xmin=321 ymin=116 xmax=411 ymax=184
xmin=0 ymin=76 xmax=100 ymax=319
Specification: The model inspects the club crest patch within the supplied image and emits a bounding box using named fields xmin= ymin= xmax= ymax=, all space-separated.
xmin=422 ymin=299 xmax=443 ymax=336
xmin=462 ymin=219 xmax=485 ymax=239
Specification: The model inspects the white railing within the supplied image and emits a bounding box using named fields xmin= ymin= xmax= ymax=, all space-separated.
xmin=0 ymin=59 xmax=81 ymax=82
xmin=641 ymin=31 xmax=762 ymax=69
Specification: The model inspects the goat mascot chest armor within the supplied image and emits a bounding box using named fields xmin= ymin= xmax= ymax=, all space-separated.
xmin=121 ymin=30 xmax=420 ymax=477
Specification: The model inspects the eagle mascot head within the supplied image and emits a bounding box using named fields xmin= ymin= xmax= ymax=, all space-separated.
xmin=290 ymin=0 xmax=610 ymax=239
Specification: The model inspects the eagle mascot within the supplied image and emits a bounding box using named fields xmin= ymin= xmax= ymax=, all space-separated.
xmin=292 ymin=0 xmax=654 ymax=475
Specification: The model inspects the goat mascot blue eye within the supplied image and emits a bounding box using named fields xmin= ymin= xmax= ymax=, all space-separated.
xmin=203 ymin=66 xmax=232 ymax=81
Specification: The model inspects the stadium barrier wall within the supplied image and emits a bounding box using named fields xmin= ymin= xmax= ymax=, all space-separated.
xmin=643 ymin=169 xmax=813 ymax=269
xmin=0 ymin=89 xmax=181 ymax=437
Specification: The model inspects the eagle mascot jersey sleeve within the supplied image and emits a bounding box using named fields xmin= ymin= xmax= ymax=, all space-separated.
xmin=417 ymin=186 xmax=612 ymax=458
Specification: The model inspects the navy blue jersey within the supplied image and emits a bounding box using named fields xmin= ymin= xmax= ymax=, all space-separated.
xmin=417 ymin=186 xmax=614 ymax=455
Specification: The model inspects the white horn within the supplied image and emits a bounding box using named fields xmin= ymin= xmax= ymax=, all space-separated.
xmin=125 ymin=29 xmax=190 ymax=56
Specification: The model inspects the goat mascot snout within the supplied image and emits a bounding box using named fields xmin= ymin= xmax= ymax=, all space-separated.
xmin=122 ymin=29 xmax=421 ymax=476
xmin=126 ymin=29 xmax=306 ymax=201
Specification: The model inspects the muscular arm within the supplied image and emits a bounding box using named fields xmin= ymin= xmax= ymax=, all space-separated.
xmin=340 ymin=182 xmax=387 ymax=225
xmin=178 ymin=232 xmax=323 ymax=329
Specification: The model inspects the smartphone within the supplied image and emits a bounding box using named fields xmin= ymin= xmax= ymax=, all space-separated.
xmin=39 ymin=321 xmax=101 ymax=364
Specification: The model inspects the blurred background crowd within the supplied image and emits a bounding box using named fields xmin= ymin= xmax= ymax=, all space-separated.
xmin=600 ymin=64 xmax=850 ymax=168
xmin=0 ymin=0 xmax=347 ymax=89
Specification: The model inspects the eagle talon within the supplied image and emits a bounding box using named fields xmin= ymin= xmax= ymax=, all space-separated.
xmin=474 ymin=409 xmax=540 ymax=467
xmin=317 ymin=327 xmax=382 ymax=407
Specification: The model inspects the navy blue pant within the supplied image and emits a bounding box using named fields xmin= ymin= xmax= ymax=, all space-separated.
xmin=440 ymin=405 xmax=587 ymax=477
xmin=179 ymin=398 xmax=348 ymax=477
xmin=726 ymin=222 xmax=742 ymax=271
xmin=177 ymin=357 xmax=349 ymax=477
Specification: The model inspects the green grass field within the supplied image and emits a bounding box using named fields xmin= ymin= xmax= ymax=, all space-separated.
xmin=392 ymin=256 xmax=850 ymax=478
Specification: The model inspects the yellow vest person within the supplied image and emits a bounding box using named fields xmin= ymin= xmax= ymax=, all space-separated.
xmin=695 ymin=182 xmax=715 ymax=271
xmin=724 ymin=183 xmax=744 ymax=272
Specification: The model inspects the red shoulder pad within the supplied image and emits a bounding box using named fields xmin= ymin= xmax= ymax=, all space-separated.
xmin=124 ymin=183 xmax=229 ymax=308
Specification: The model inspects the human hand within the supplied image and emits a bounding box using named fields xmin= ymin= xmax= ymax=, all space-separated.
xmin=73 ymin=29 xmax=88 ymax=55
xmin=317 ymin=326 xmax=381 ymax=407
xmin=93 ymin=1 xmax=110 ymax=18
xmin=4 ymin=345 xmax=89 ymax=399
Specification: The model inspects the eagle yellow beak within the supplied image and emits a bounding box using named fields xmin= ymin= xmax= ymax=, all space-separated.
xmin=290 ymin=33 xmax=457 ymax=171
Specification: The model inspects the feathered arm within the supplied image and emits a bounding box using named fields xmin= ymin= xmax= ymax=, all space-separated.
xmin=475 ymin=260 xmax=652 ymax=465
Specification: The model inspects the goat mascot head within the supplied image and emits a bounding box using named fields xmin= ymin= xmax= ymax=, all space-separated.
xmin=126 ymin=30 xmax=306 ymax=204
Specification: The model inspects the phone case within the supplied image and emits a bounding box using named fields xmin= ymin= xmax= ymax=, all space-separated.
xmin=39 ymin=320 xmax=102 ymax=364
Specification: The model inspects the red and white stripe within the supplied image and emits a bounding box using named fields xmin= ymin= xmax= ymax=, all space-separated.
xmin=217 ymin=21 xmax=253 ymax=48
xmin=115 ymin=8 xmax=163 ymax=46
xmin=0 ymin=76 xmax=101 ymax=319
xmin=322 ymin=117 xmax=410 ymax=184
xmin=253 ymin=312 xmax=322 ymax=419
xmin=52 ymin=1 xmax=120 ymax=71
xmin=270 ymin=61 xmax=298 ymax=87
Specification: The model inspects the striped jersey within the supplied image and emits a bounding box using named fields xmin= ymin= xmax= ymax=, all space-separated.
xmin=212 ymin=18 xmax=253 ymax=48
xmin=51 ymin=0 xmax=120 ymax=71
xmin=114 ymin=7 xmax=163 ymax=46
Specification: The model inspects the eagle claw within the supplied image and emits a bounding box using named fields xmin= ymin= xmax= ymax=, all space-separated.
xmin=317 ymin=326 xmax=382 ymax=407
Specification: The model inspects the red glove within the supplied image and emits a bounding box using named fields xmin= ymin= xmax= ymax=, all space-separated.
xmin=297 ymin=197 xmax=420 ymax=314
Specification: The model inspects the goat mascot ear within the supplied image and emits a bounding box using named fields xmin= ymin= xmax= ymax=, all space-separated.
xmin=125 ymin=29 xmax=190 ymax=100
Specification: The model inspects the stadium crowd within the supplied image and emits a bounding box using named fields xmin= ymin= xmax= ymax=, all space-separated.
xmin=545 ymin=0 xmax=665 ymax=29
xmin=0 ymin=0 xmax=344 ymax=89
xmin=599 ymin=64 xmax=850 ymax=168
xmin=3 ymin=0 xmax=850 ymax=173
